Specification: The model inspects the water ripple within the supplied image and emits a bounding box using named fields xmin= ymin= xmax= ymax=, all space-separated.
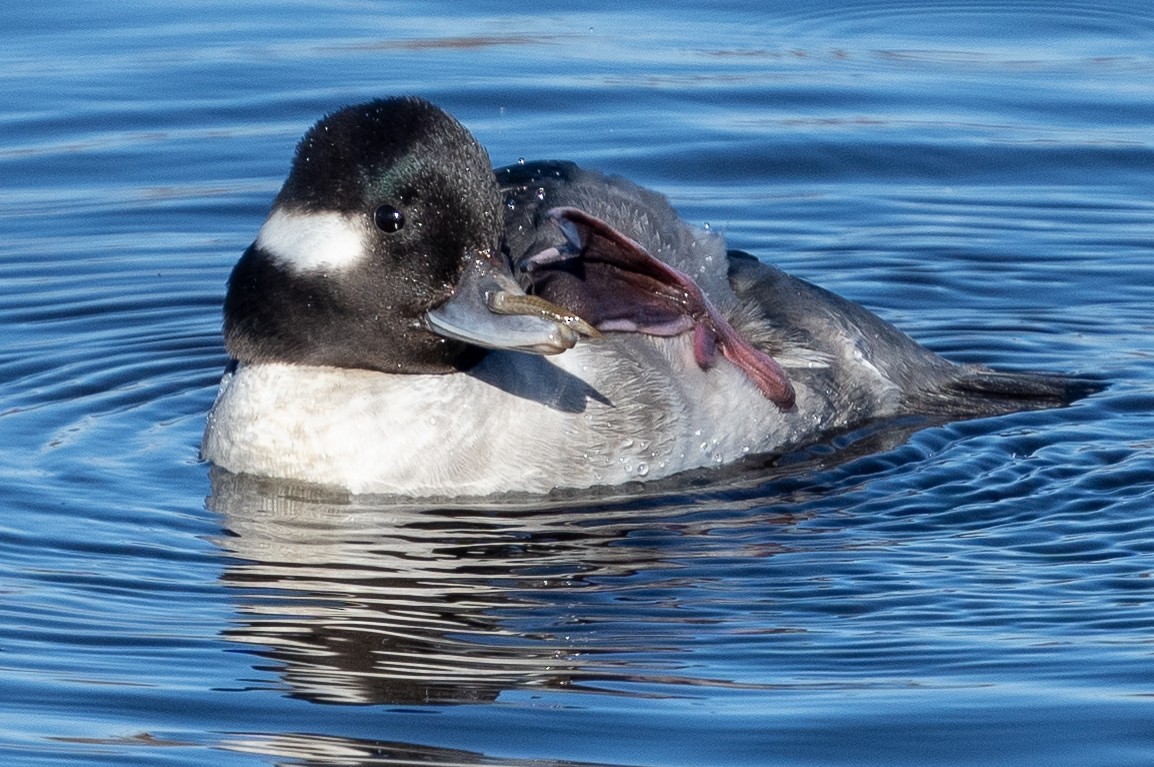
xmin=3 ymin=1 xmax=1154 ymax=765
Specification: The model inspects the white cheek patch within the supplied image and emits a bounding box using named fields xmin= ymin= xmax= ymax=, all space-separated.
xmin=255 ymin=208 xmax=367 ymax=273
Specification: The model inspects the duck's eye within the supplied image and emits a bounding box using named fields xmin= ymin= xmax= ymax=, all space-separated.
xmin=374 ymin=204 xmax=405 ymax=233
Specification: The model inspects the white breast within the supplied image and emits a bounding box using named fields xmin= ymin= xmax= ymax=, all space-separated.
xmin=201 ymin=336 xmax=806 ymax=496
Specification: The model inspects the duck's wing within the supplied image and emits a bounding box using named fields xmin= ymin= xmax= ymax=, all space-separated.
xmin=725 ymin=250 xmax=1101 ymax=416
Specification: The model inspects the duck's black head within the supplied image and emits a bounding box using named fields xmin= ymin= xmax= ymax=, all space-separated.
xmin=224 ymin=97 xmax=582 ymax=375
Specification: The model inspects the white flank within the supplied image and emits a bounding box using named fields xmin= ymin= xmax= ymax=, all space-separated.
xmin=256 ymin=208 xmax=366 ymax=273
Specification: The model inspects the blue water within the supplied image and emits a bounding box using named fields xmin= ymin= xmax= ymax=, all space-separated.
xmin=3 ymin=1 xmax=1154 ymax=765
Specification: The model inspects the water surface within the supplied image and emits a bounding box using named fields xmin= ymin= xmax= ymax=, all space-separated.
xmin=3 ymin=2 xmax=1153 ymax=766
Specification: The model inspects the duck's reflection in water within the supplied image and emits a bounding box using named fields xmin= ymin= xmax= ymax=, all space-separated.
xmin=209 ymin=468 xmax=693 ymax=705
xmin=223 ymin=731 xmax=637 ymax=767
xmin=208 ymin=419 xmax=926 ymax=707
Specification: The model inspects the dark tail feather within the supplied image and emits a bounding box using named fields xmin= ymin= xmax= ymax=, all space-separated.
xmin=911 ymin=367 xmax=1105 ymax=417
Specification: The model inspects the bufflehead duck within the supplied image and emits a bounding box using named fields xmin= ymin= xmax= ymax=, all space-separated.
xmin=202 ymin=97 xmax=1091 ymax=496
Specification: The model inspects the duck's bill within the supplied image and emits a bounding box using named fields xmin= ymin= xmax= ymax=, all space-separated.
xmin=521 ymin=207 xmax=796 ymax=409
xmin=426 ymin=252 xmax=601 ymax=355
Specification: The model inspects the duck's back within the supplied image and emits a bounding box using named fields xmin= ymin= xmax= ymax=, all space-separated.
xmin=500 ymin=159 xmax=1094 ymax=446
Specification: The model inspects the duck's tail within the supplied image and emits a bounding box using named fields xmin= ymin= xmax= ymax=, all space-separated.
xmin=910 ymin=366 xmax=1104 ymax=418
